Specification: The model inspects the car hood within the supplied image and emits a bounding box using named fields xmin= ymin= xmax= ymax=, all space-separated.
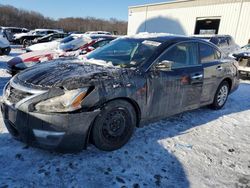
xmin=14 ymin=59 xmax=126 ymax=90
xmin=59 ymin=37 xmax=91 ymax=51
xmin=8 ymin=50 xmax=59 ymax=67
xmin=27 ymin=40 xmax=60 ymax=51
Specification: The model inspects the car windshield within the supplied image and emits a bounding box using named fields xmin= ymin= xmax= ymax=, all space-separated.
xmin=61 ymin=36 xmax=75 ymax=43
xmin=86 ymin=38 xmax=161 ymax=68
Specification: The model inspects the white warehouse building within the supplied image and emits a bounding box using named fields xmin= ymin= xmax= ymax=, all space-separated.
xmin=128 ymin=0 xmax=250 ymax=46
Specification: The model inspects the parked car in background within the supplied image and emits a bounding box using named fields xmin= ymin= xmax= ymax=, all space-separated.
xmin=13 ymin=29 xmax=63 ymax=46
xmin=26 ymin=34 xmax=92 ymax=52
xmin=26 ymin=40 xmax=62 ymax=52
xmin=193 ymin=35 xmax=240 ymax=55
xmin=7 ymin=35 xmax=116 ymax=75
xmin=0 ymin=32 xmax=11 ymax=55
xmin=85 ymin=31 xmax=112 ymax=35
xmin=79 ymin=35 xmax=117 ymax=54
xmin=59 ymin=34 xmax=92 ymax=52
xmin=232 ymin=44 xmax=250 ymax=60
xmin=1 ymin=33 xmax=239 ymax=152
xmin=31 ymin=33 xmax=69 ymax=44
xmin=0 ymin=27 xmax=29 ymax=42
xmin=7 ymin=50 xmax=59 ymax=75
xmin=232 ymin=44 xmax=250 ymax=77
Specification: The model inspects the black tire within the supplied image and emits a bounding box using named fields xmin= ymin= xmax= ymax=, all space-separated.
xmin=91 ymin=100 xmax=136 ymax=151
xmin=210 ymin=81 xmax=230 ymax=110
xmin=22 ymin=39 xmax=31 ymax=48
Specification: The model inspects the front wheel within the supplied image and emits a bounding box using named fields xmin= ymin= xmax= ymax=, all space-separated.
xmin=91 ymin=100 xmax=136 ymax=151
xmin=210 ymin=81 xmax=230 ymax=110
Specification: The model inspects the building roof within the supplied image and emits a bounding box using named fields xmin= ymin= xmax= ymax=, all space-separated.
xmin=129 ymin=0 xmax=250 ymax=11
xmin=129 ymin=0 xmax=192 ymax=8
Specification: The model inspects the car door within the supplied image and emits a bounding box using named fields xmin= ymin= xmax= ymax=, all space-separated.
xmin=199 ymin=42 xmax=224 ymax=104
xmin=146 ymin=41 xmax=203 ymax=120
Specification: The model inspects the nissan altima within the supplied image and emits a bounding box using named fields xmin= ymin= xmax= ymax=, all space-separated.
xmin=1 ymin=33 xmax=239 ymax=152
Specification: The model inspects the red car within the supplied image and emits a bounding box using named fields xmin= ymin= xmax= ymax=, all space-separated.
xmin=7 ymin=36 xmax=116 ymax=75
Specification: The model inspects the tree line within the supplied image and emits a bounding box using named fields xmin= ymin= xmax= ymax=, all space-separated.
xmin=0 ymin=4 xmax=127 ymax=34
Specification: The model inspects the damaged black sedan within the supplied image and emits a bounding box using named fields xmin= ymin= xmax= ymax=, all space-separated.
xmin=1 ymin=34 xmax=239 ymax=152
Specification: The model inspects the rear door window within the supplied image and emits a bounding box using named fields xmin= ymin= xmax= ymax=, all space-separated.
xmin=92 ymin=40 xmax=111 ymax=49
xmin=157 ymin=42 xmax=199 ymax=68
xmin=199 ymin=43 xmax=221 ymax=63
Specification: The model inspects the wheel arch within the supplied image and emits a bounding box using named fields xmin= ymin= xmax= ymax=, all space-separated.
xmin=85 ymin=97 xmax=141 ymax=146
xmin=108 ymin=97 xmax=142 ymax=127
xmin=221 ymin=77 xmax=232 ymax=92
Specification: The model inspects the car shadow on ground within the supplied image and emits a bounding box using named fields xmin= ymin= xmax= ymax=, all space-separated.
xmin=0 ymin=83 xmax=250 ymax=187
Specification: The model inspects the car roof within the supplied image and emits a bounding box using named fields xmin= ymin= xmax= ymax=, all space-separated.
xmin=124 ymin=33 xmax=206 ymax=44
xmin=124 ymin=34 xmax=221 ymax=53
xmin=192 ymin=34 xmax=232 ymax=39
xmin=89 ymin=35 xmax=117 ymax=40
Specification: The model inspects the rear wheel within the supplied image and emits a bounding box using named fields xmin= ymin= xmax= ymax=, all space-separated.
xmin=91 ymin=100 xmax=136 ymax=151
xmin=22 ymin=39 xmax=31 ymax=48
xmin=210 ymin=81 xmax=230 ymax=110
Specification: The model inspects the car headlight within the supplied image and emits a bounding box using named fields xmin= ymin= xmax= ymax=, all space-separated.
xmin=35 ymin=88 xmax=88 ymax=113
xmin=15 ymin=62 xmax=39 ymax=69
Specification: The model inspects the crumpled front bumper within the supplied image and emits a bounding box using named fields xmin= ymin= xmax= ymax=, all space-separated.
xmin=1 ymin=103 xmax=100 ymax=152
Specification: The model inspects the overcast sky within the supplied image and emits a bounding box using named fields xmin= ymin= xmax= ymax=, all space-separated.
xmin=0 ymin=0 xmax=168 ymax=21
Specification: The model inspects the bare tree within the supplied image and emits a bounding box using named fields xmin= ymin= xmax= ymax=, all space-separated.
xmin=0 ymin=4 xmax=127 ymax=34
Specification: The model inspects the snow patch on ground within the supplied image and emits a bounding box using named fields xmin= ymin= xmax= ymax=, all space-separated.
xmin=0 ymin=48 xmax=250 ymax=187
xmin=0 ymin=48 xmax=24 ymax=97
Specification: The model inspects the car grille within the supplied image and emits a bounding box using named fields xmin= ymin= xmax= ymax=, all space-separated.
xmin=7 ymin=85 xmax=33 ymax=104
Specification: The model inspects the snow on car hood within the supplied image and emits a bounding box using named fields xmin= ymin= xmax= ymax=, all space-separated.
xmin=59 ymin=36 xmax=91 ymax=51
xmin=14 ymin=58 xmax=121 ymax=89
xmin=26 ymin=40 xmax=61 ymax=52
xmin=230 ymin=45 xmax=250 ymax=59
xmin=233 ymin=47 xmax=250 ymax=57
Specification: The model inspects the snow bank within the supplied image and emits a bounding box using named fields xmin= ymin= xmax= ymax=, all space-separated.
xmin=0 ymin=47 xmax=250 ymax=188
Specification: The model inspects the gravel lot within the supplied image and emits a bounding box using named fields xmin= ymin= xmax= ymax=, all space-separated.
xmin=0 ymin=48 xmax=250 ymax=188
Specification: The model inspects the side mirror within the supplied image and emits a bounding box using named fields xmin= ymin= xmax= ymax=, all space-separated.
xmin=155 ymin=60 xmax=173 ymax=71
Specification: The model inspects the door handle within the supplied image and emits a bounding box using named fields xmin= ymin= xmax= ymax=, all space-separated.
xmin=191 ymin=74 xmax=203 ymax=80
xmin=216 ymin=66 xmax=223 ymax=71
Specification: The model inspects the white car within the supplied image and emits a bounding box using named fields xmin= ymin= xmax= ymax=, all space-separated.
xmin=26 ymin=40 xmax=61 ymax=52
xmin=85 ymin=31 xmax=112 ymax=35
xmin=26 ymin=34 xmax=92 ymax=52
xmin=0 ymin=33 xmax=11 ymax=55
xmin=59 ymin=34 xmax=92 ymax=51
